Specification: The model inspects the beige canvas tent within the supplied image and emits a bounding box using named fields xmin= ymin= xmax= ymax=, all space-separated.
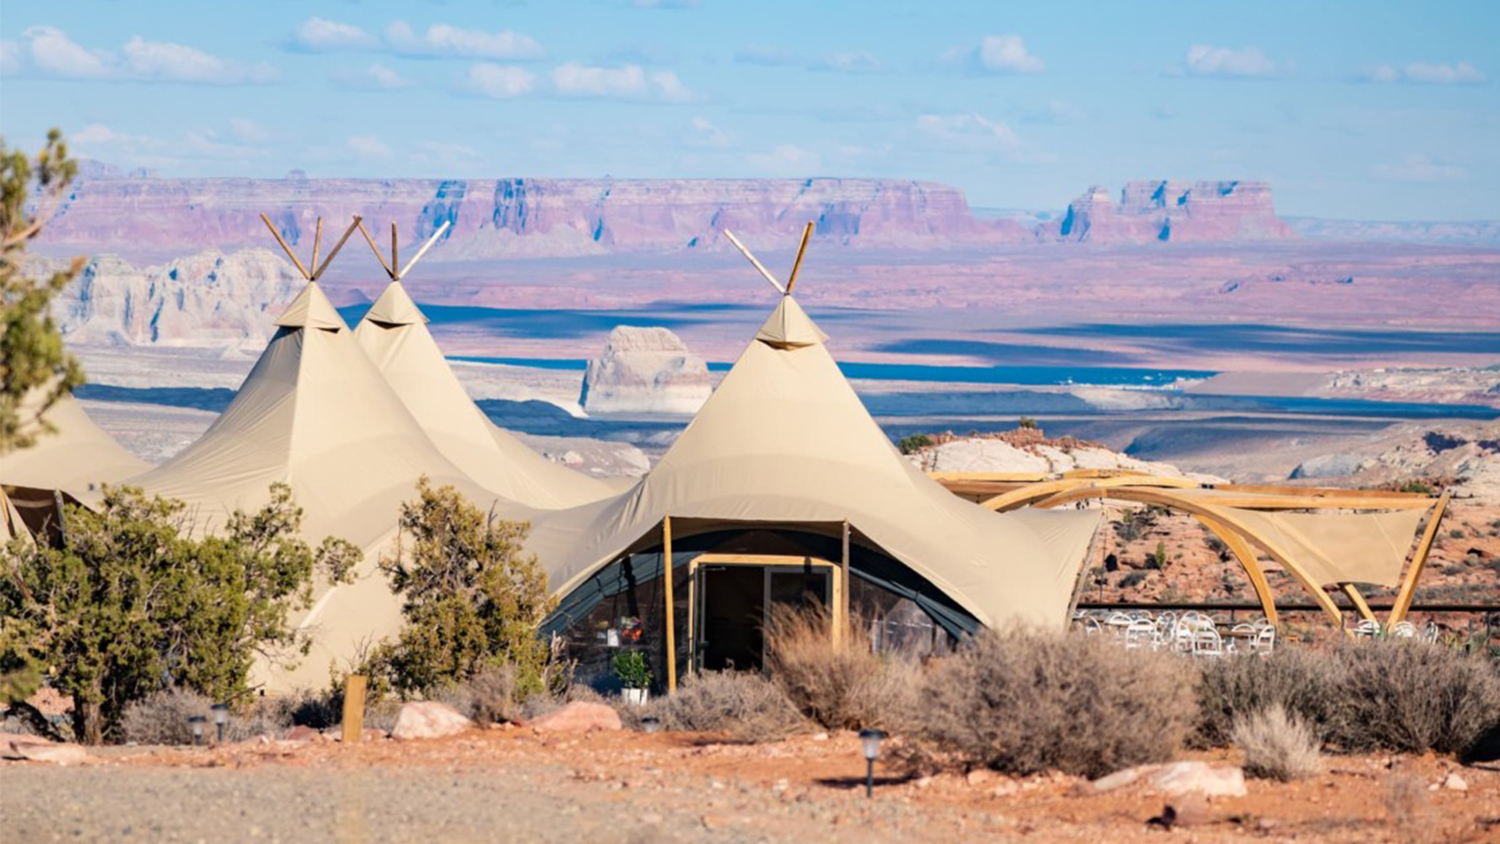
xmin=0 ymin=392 xmax=149 ymax=500
xmin=350 ymin=221 xmax=617 ymax=508
xmin=523 ymin=231 xmax=1099 ymax=686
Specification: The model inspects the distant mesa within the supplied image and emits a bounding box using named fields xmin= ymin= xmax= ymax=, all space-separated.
xmin=579 ymin=326 xmax=712 ymax=415
xmin=1038 ymin=181 xmax=1295 ymax=244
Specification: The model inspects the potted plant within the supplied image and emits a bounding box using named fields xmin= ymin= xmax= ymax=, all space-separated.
xmin=613 ymin=651 xmax=651 ymax=705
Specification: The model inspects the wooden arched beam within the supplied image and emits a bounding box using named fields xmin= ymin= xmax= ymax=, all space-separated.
xmin=1194 ymin=514 xmax=1278 ymax=625
xmin=1389 ymin=494 xmax=1450 ymax=626
xmin=1031 ymin=485 xmax=1345 ymax=625
xmin=981 ymin=474 xmax=1200 ymax=513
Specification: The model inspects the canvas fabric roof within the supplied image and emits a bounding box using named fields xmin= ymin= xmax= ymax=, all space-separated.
xmin=1221 ymin=506 xmax=1428 ymax=588
xmin=353 ymin=280 xmax=616 ymax=508
xmin=0 ymin=392 xmax=149 ymax=499
xmin=117 ymin=281 xmax=498 ymax=692
xmin=522 ymin=296 xmax=1100 ymax=630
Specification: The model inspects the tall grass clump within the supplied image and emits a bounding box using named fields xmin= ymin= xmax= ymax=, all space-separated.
xmin=1232 ymin=705 xmax=1321 ymax=781
xmin=1194 ymin=647 xmax=1347 ymax=748
xmin=1329 ymin=638 xmax=1500 ymax=756
xmin=763 ymin=605 xmax=916 ymax=731
xmin=648 ymin=671 xmax=807 ymax=742
xmin=916 ymin=629 xmax=1195 ymax=778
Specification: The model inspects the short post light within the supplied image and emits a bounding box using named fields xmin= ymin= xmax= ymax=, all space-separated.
xmin=188 ymin=715 xmax=207 ymax=747
xmin=640 ymin=716 xmax=661 ymax=734
xmin=212 ymin=703 xmax=230 ymax=744
xmin=858 ymin=729 xmax=886 ymax=798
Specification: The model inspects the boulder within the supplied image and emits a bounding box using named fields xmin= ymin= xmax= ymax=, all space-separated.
xmin=390 ymin=702 xmax=475 ymax=741
xmin=1 ymin=734 xmax=89 ymax=765
xmin=1151 ymin=761 xmax=1247 ymax=798
xmin=579 ymin=327 xmax=711 ymax=415
xmin=526 ymin=702 xmax=622 ymax=733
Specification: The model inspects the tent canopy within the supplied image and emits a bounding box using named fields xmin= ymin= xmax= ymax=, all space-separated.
xmin=0 ymin=392 xmax=149 ymax=500
xmin=523 ymin=294 xmax=1099 ymax=631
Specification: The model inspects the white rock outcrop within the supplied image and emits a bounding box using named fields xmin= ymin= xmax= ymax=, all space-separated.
xmin=917 ymin=437 xmax=1225 ymax=483
xmin=579 ymin=326 xmax=711 ymax=415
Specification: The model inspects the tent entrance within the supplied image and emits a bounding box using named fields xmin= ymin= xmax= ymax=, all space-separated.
xmin=687 ymin=554 xmax=841 ymax=673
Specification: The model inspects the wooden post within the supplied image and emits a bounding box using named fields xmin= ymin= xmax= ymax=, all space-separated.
xmin=1197 ymin=514 xmax=1279 ymax=625
xmin=1390 ymin=494 xmax=1449 ymax=626
xmin=391 ymin=223 xmax=399 ymax=279
xmin=663 ymin=516 xmax=677 ymax=693
xmin=341 ymin=675 xmax=367 ymax=745
xmin=1340 ymin=583 xmax=1378 ymax=623
xmin=840 ymin=519 xmax=851 ymax=650
xmin=310 ymin=217 xmax=323 ymax=277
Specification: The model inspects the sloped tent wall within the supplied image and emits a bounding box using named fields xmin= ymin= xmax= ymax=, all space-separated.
xmin=0 ymin=393 xmax=149 ymax=500
xmin=120 ymin=281 xmax=499 ymax=692
xmin=352 ymin=280 xmax=618 ymax=508
xmin=523 ymin=296 xmax=1101 ymax=651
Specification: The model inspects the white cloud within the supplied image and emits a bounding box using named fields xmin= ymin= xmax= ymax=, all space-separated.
xmin=821 ymin=51 xmax=881 ymax=74
xmin=734 ymin=43 xmax=797 ymax=67
xmin=416 ymin=141 xmax=478 ymax=161
xmin=227 ymin=117 xmax=270 ymax=144
xmin=386 ymin=21 xmax=544 ymax=60
xmin=746 ymin=143 xmax=821 ymax=175
xmin=0 ymin=40 xmax=22 ymax=75
xmin=1365 ymin=61 xmax=1485 ymax=85
xmin=1374 ymin=153 xmax=1465 ymax=183
xmin=16 ymin=26 xmax=275 ymax=84
xmin=294 ymin=17 xmax=376 ymax=51
xmin=916 ymin=113 xmax=1020 ymax=152
xmin=335 ymin=62 xmax=411 ymax=90
xmin=1182 ymin=44 xmax=1279 ymax=79
xmin=975 ymin=35 xmax=1043 ymax=74
xmin=73 ymin=123 xmax=138 ymax=145
xmin=347 ymin=135 xmax=394 ymax=159
xmin=465 ymin=63 xmax=536 ymax=98
xmin=689 ymin=116 xmax=733 ymax=148
xmin=634 ymin=0 xmax=700 ymax=7
xmin=122 ymin=36 xmax=277 ymax=84
xmin=551 ymin=63 xmax=689 ymax=100
xmin=22 ymin=25 xmax=112 ymax=78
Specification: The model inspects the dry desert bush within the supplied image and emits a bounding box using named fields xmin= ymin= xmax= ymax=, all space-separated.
xmin=1232 ymin=704 xmax=1321 ymax=781
xmin=1194 ymin=647 xmax=1346 ymax=748
xmin=914 ymin=629 xmax=1196 ymax=778
xmin=1330 ymin=638 xmax=1500 ymax=756
xmin=763 ymin=604 xmax=918 ymax=731
xmin=430 ymin=664 xmax=519 ymax=724
xmin=646 ymin=670 xmax=807 ymax=742
xmin=121 ymin=688 xmax=289 ymax=744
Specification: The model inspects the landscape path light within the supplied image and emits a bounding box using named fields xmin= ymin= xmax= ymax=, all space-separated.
xmin=188 ymin=715 xmax=206 ymax=747
xmin=858 ymin=729 xmax=886 ymax=798
xmin=640 ymin=716 xmax=661 ymax=734
xmin=212 ymin=703 xmax=229 ymax=744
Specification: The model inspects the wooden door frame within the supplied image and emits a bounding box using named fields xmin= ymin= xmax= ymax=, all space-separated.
xmin=684 ymin=554 xmax=845 ymax=677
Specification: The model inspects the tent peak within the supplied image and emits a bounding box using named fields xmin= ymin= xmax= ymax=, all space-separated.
xmin=275 ymin=280 xmax=346 ymax=330
xmin=363 ymin=280 xmax=428 ymax=326
xmin=754 ymin=295 xmax=827 ymax=349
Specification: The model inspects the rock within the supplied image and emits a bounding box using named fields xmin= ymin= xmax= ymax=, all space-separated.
xmin=1442 ymin=771 xmax=1468 ymax=792
xmin=579 ymin=327 xmax=712 ymax=415
xmin=1158 ymin=793 xmax=1214 ymax=827
xmin=525 ymin=702 xmax=622 ymax=733
xmin=1151 ymin=761 xmax=1247 ymax=798
xmin=1 ymin=735 xmax=89 ymax=765
xmin=283 ymin=725 xmax=320 ymax=742
xmin=966 ymin=769 xmax=996 ymax=787
xmin=1083 ymin=764 xmax=1153 ymax=794
xmin=389 ymin=702 xmax=476 ymax=741
xmin=1038 ymin=181 xmax=1294 ymax=244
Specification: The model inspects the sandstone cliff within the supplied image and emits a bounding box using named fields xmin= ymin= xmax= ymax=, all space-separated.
xmin=44 ymin=249 xmax=305 ymax=350
xmin=1039 ymin=181 xmax=1295 ymax=244
xmin=40 ymin=174 xmax=1029 ymax=260
xmin=579 ymin=326 xmax=712 ymax=415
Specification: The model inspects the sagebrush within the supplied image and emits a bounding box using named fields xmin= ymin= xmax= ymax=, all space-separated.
xmin=763 ymin=605 xmax=916 ymax=731
xmin=1194 ymin=647 xmax=1347 ymax=748
xmin=916 ymin=629 xmax=1195 ymax=778
xmin=1232 ymin=705 xmax=1321 ymax=781
xmin=646 ymin=671 xmax=806 ymax=743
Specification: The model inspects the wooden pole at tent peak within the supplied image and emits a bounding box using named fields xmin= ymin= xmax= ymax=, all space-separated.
xmin=398 ymin=220 xmax=451 ymax=279
xmin=356 ymin=220 xmax=396 ymax=279
xmin=310 ymin=218 xmax=323 ymax=278
xmin=391 ymin=223 xmax=399 ymax=280
xmin=259 ymin=213 xmax=311 ymax=280
xmin=722 ymin=229 xmax=786 ymax=295
xmin=786 ymin=222 xmax=813 ymax=295
xmin=310 ymin=216 xmax=362 ymax=281
xmin=663 ymin=516 xmax=677 ymax=693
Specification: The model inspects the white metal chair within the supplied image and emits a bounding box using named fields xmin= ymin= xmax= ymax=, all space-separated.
xmin=1354 ymin=619 xmax=1382 ymax=638
xmin=1124 ymin=620 xmax=1157 ymax=650
xmin=1390 ymin=621 xmax=1417 ymax=638
xmin=1081 ymin=616 xmax=1104 ymax=636
xmin=1251 ymin=624 xmax=1276 ymax=656
xmin=1191 ymin=627 xmax=1224 ymax=658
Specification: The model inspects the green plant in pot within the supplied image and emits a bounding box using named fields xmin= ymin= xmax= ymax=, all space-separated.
xmin=613 ymin=651 xmax=652 ymax=705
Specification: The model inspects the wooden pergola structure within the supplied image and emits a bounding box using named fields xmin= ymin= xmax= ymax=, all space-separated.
xmin=934 ymin=470 xmax=1449 ymax=628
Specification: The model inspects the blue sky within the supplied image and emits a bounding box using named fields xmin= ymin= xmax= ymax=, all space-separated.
xmin=1 ymin=0 xmax=1495 ymax=220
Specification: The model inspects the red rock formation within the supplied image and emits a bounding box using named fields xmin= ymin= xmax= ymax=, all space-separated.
xmin=1039 ymin=181 xmax=1295 ymax=244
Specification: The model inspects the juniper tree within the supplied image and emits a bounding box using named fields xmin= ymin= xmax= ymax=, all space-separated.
xmin=0 ymin=129 xmax=85 ymax=453
xmin=375 ymin=478 xmax=554 ymax=698
xmin=0 ymin=484 xmax=359 ymax=744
